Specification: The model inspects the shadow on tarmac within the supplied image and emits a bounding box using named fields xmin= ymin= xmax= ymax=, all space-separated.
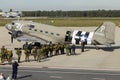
xmin=17 ymin=74 xmax=32 ymax=79
xmin=76 ymin=45 xmax=120 ymax=52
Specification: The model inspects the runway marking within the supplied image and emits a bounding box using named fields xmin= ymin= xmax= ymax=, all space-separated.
xmin=1 ymin=69 xmax=120 ymax=76
xmin=50 ymin=76 xmax=62 ymax=79
xmin=92 ymin=78 xmax=106 ymax=80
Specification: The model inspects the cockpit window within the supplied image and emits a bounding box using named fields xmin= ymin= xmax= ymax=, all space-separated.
xmin=29 ymin=25 xmax=35 ymax=28
xmin=26 ymin=24 xmax=35 ymax=28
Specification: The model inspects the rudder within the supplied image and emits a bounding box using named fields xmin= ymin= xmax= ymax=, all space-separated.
xmin=92 ymin=22 xmax=116 ymax=45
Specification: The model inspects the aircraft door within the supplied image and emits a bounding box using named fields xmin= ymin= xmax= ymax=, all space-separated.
xmin=65 ymin=31 xmax=72 ymax=42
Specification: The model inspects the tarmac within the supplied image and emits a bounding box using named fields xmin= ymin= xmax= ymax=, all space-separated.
xmin=0 ymin=26 xmax=120 ymax=71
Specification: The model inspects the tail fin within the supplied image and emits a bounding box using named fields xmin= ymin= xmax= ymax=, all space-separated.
xmin=92 ymin=22 xmax=116 ymax=45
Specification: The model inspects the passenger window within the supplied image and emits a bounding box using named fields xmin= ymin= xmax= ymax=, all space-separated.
xmin=29 ymin=28 xmax=32 ymax=30
xmin=45 ymin=31 xmax=48 ymax=34
xmin=56 ymin=34 xmax=60 ymax=36
xmin=51 ymin=33 xmax=54 ymax=35
xmin=40 ymin=30 xmax=43 ymax=32
xmin=34 ymin=29 xmax=37 ymax=31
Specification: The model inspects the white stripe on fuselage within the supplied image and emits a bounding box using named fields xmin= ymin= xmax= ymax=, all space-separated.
xmin=87 ymin=32 xmax=94 ymax=44
xmin=72 ymin=30 xmax=79 ymax=44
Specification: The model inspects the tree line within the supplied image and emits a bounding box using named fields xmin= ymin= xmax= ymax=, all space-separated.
xmin=22 ymin=10 xmax=120 ymax=17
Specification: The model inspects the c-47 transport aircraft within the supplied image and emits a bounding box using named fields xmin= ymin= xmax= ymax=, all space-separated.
xmin=5 ymin=20 xmax=116 ymax=47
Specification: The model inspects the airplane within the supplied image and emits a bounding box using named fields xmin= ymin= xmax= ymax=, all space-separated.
xmin=2 ymin=11 xmax=22 ymax=18
xmin=5 ymin=20 xmax=116 ymax=47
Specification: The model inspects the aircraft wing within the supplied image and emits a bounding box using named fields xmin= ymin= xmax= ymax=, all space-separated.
xmin=16 ymin=33 xmax=47 ymax=44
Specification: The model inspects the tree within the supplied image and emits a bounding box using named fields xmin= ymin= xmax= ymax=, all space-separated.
xmin=9 ymin=9 xmax=13 ymax=12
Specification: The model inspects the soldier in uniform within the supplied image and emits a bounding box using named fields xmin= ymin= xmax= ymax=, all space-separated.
xmin=7 ymin=50 xmax=13 ymax=64
xmin=0 ymin=46 xmax=6 ymax=64
xmin=37 ymin=47 xmax=41 ymax=62
xmin=23 ymin=42 xmax=29 ymax=49
xmin=40 ymin=45 xmax=46 ymax=59
xmin=1 ymin=46 xmax=5 ymax=54
xmin=65 ymin=44 xmax=71 ymax=56
xmin=4 ymin=48 xmax=8 ymax=61
xmin=32 ymin=47 xmax=37 ymax=61
xmin=16 ymin=48 xmax=22 ymax=63
xmin=49 ymin=44 xmax=53 ymax=57
xmin=24 ymin=49 xmax=30 ymax=62
xmin=48 ymin=41 xmax=53 ymax=57
xmin=4 ymin=48 xmax=8 ymax=64
xmin=60 ymin=43 xmax=65 ymax=54
xmin=53 ymin=44 xmax=59 ymax=56
xmin=81 ymin=40 xmax=85 ymax=52
xmin=45 ymin=45 xmax=49 ymax=58
xmin=71 ymin=44 xmax=76 ymax=55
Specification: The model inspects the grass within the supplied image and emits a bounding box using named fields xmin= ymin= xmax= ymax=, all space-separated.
xmin=0 ymin=19 xmax=12 ymax=26
xmin=32 ymin=17 xmax=120 ymax=27
xmin=0 ymin=17 xmax=120 ymax=27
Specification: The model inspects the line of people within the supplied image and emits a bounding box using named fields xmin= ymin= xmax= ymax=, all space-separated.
xmin=22 ymin=42 xmax=76 ymax=62
xmin=0 ymin=43 xmax=77 ymax=64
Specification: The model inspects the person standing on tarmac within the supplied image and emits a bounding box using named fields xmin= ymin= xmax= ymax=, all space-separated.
xmin=23 ymin=42 xmax=29 ymax=49
xmin=32 ymin=47 xmax=37 ymax=61
xmin=7 ymin=50 xmax=13 ymax=64
xmin=37 ymin=47 xmax=41 ymax=62
xmin=0 ymin=46 xmax=5 ymax=55
xmin=0 ymin=46 xmax=5 ymax=64
xmin=12 ymin=61 xmax=19 ymax=80
xmin=49 ymin=41 xmax=53 ymax=57
xmin=16 ymin=48 xmax=22 ymax=63
xmin=24 ymin=49 xmax=30 ymax=62
xmin=81 ymin=35 xmax=87 ymax=52
xmin=65 ymin=44 xmax=71 ymax=56
xmin=81 ymin=40 xmax=85 ymax=52
xmin=59 ymin=43 xmax=65 ymax=55
xmin=71 ymin=44 xmax=76 ymax=55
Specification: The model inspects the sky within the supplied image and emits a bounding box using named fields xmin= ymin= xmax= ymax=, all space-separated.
xmin=0 ymin=0 xmax=120 ymax=11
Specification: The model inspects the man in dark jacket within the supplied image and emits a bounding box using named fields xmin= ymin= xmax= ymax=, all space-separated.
xmin=12 ymin=61 xmax=19 ymax=80
xmin=81 ymin=40 xmax=85 ymax=52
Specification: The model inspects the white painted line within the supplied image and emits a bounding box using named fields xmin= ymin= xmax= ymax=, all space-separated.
xmin=50 ymin=76 xmax=62 ymax=79
xmin=92 ymin=78 xmax=106 ymax=80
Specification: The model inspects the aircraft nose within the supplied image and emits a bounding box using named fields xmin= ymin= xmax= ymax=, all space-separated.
xmin=5 ymin=24 xmax=12 ymax=30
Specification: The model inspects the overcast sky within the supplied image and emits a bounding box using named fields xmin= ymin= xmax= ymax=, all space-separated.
xmin=0 ymin=0 xmax=120 ymax=11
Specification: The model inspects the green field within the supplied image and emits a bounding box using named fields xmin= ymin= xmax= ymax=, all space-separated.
xmin=0 ymin=17 xmax=120 ymax=27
